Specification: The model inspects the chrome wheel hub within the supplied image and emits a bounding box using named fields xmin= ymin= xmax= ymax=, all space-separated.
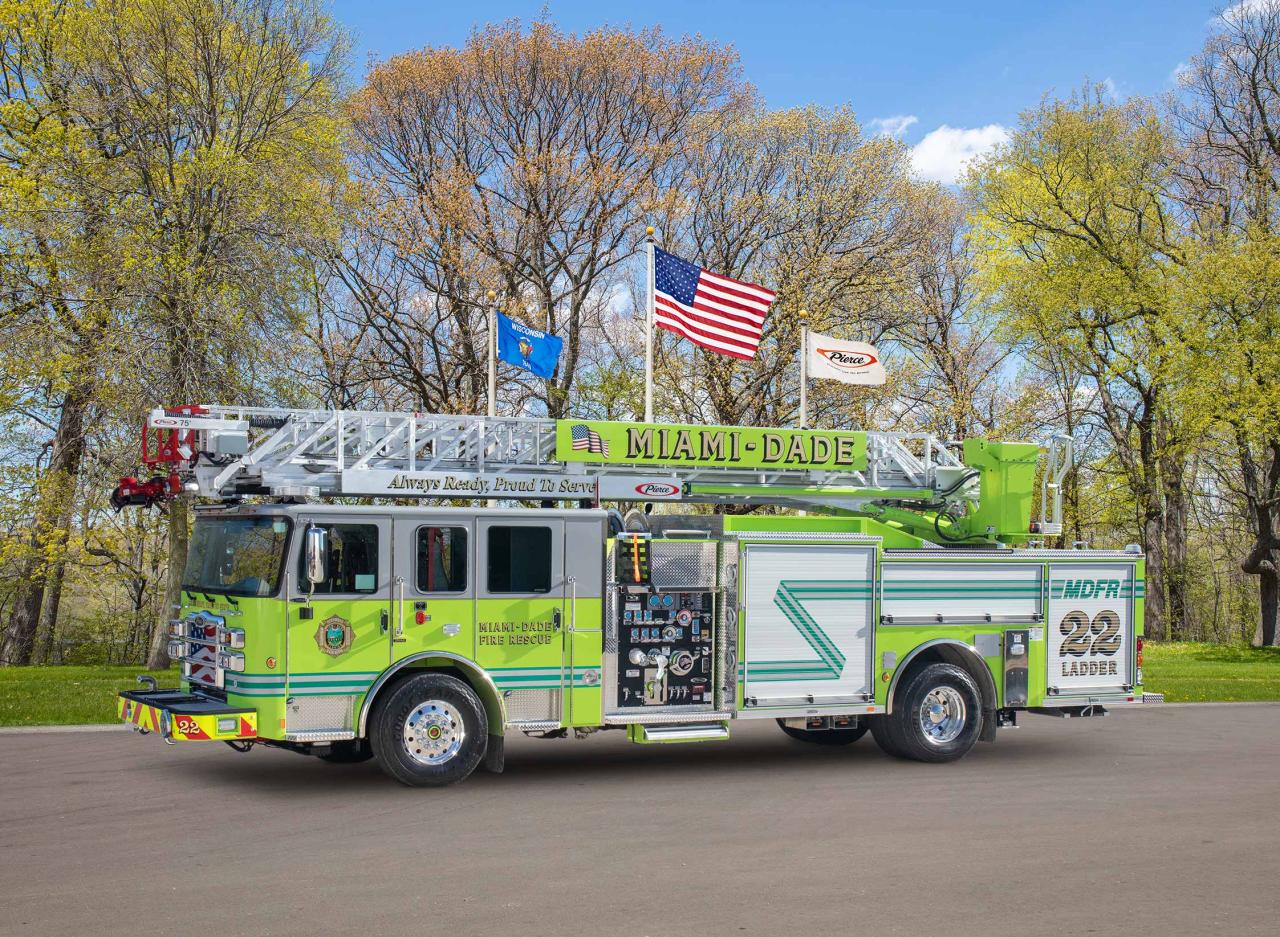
xmin=918 ymin=686 xmax=966 ymax=745
xmin=403 ymin=700 xmax=464 ymax=766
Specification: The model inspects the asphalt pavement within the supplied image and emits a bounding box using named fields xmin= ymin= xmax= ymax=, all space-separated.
xmin=1 ymin=704 xmax=1277 ymax=937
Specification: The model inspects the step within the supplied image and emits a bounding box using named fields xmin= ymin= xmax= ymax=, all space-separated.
xmin=628 ymin=721 xmax=730 ymax=744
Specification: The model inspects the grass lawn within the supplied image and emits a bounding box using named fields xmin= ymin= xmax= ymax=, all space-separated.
xmin=0 ymin=642 xmax=1276 ymax=726
xmin=1142 ymin=642 xmax=1280 ymax=702
xmin=0 ymin=665 xmax=179 ymax=727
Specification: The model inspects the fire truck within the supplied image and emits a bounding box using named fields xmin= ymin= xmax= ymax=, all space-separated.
xmin=113 ymin=406 xmax=1157 ymax=786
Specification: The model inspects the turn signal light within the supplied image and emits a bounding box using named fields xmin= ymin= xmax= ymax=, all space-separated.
xmin=1136 ymin=638 xmax=1144 ymax=667
xmin=415 ymin=611 xmax=426 ymax=625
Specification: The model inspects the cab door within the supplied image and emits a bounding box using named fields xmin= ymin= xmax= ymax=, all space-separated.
xmin=476 ymin=517 xmax=566 ymax=725
xmin=287 ymin=514 xmax=393 ymax=698
xmin=391 ymin=517 xmax=476 ymax=662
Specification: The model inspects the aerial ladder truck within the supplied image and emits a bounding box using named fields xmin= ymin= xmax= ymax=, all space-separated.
xmin=113 ymin=406 xmax=1155 ymax=786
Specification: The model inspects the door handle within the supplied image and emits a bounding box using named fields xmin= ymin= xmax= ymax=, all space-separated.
xmin=393 ymin=578 xmax=407 ymax=643
xmin=380 ymin=610 xmax=389 ymax=634
xmin=552 ymin=608 xmax=562 ymax=632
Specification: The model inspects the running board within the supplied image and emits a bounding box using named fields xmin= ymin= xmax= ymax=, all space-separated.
xmin=1027 ymin=705 xmax=1109 ymax=719
xmin=628 ymin=722 xmax=730 ymax=744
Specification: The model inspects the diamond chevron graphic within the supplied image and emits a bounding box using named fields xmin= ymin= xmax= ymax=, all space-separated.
xmin=758 ymin=581 xmax=867 ymax=680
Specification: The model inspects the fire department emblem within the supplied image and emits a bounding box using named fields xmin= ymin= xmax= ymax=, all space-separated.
xmin=315 ymin=615 xmax=354 ymax=657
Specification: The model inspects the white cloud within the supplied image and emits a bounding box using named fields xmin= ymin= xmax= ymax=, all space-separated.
xmin=1220 ymin=0 xmax=1280 ymax=24
xmin=1169 ymin=61 xmax=1191 ymax=86
xmin=868 ymin=114 xmax=919 ymax=138
xmin=1101 ymin=76 xmax=1121 ymax=100
xmin=910 ymin=124 xmax=1010 ymax=185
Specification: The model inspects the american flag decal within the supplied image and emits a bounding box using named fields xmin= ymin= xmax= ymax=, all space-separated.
xmin=570 ymin=424 xmax=610 ymax=456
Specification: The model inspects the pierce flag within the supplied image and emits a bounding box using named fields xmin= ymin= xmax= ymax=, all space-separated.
xmin=806 ymin=330 xmax=886 ymax=385
xmin=496 ymin=311 xmax=563 ymax=379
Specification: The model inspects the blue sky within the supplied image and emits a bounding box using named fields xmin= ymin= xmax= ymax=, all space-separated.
xmin=331 ymin=0 xmax=1224 ymax=183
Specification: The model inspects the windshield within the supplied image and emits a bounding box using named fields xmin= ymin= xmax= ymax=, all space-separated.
xmin=183 ymin=516 xmax=291 ymax=598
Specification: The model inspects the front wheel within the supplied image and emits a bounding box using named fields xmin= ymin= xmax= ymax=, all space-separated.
xmin=777 ymin=719 xmax=868 ymax=745
xmin=370 ymin=673 xmax=488 ymax=786
xmin=876 ymin=662 xmax=983 ymax=763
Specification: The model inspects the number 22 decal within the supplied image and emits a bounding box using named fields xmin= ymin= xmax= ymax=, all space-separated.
xmin=1058 ymin=610 xmax=1121 ymax=657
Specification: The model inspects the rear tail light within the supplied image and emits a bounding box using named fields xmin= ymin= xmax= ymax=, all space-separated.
xmin=1136 ymin=638 xmax=1144 ymax=667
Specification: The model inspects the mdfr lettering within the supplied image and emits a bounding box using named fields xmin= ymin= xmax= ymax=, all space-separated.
xmin=1062 ymin=579 xmax=1121 ymax=599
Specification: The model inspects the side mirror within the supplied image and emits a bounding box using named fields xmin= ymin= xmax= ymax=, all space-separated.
xmin=304 ymin=526 xmax=327 ymax=588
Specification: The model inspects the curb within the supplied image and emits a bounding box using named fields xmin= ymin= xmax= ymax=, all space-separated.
xmin=0 ymin=724 xmax=131 ymax=735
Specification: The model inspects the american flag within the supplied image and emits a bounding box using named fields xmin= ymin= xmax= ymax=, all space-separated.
xmin=653 ymin=247 xmax=775 ymax=360
xmin=570 ymin=424 xmax=610 ymax=456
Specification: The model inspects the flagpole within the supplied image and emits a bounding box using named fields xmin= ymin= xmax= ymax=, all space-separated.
xmin=486 ymin=290 xmax=497 ymax=418
xmin=644 ymin=226 xmax=656 ymax=424
xmin=798 ymin=308 xmax=809 ymax=428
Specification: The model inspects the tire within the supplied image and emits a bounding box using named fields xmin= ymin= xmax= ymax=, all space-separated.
xmin=879 ymin=662 xmax=983 ymax=763
xmin=318 ymin=739 xmax=373 ymax=764
xmin=868 ymin=713 xmax=907 ymax=758
xmin=370 ymin=673 xmax=488 ymax=787
xmin=776 ymin=719 xmax=868 ymax=745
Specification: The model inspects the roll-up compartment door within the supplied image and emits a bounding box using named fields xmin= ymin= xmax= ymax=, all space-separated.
xmin=741 ymin=543 xmax=874 ymax=707
xmin=881 ymin=562 xmax=1043 ymax=624
xmin=1046 ymin=563 xmax=1137 ymax=697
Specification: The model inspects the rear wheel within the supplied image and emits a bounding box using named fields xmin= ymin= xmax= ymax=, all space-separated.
xmin=370 ymin=673 xmax=487 ymax=786
xmin=878 ymin=662 xmax=983 ymax=763
xmin=777 ymin=719 xmax=868 ymax=745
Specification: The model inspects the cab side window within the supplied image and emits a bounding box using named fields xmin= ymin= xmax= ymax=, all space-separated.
xmin=300 ymin=523 xmax=379 ymax=594
xmin=487 ymin=526 xmax=552 ymax=593
xmin=417 ymin=526 xmax=468 ymax=593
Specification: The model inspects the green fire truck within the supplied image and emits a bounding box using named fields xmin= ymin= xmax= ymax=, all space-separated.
xmin=113 ymin=406 xmax=1157 ymax=786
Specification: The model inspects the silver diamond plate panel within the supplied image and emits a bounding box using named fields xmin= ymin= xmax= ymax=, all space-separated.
xmin=502 ymin=688 xmax=558 ymax=723
xmin=285 ymin=695 xmax=354 ymax=733
xmin=650 ymin=540 xmax=717 ymax=590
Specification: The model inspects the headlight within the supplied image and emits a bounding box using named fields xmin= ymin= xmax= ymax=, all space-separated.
xmin=217 ymin=626 xmax=245 ymax=649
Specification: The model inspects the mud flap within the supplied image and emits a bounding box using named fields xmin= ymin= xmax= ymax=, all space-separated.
xmin=482 ymin=733 xmax=504 ymax=773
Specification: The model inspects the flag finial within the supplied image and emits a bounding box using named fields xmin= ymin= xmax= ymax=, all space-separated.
xmin=645 ymin=226 xmax=655 ymax=236
xmin=486 ymin=289 xmax=496 ymax=301
xmin=799 ymin=308 xmax=808 ymax=319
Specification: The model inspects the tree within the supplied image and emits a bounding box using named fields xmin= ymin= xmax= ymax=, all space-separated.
xmin=1169 ymin=1 xmax=1280 ymax=644
xmin=0 ymin=0 xmax=131 ymax=664
xmin=657 ymin=104 xmax=933 ymax=430
xmin=23 ymin=0 xmax=349 ymax=667
xmin=342 ymin=21 xmax=742 ymax=418
xmin=968 ymin=89 xmax=1190 ymax=639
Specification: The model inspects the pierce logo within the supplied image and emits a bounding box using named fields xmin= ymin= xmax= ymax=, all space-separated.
xmin=635 ymin=482 xmax=680 ymax=497
xmin=818 ymin=349 xmax=878 ymax=371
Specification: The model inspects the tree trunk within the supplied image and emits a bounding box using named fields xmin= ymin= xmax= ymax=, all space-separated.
xmin=147 ymin=498 xmax=188 ymax=670
xmin=1259 ymin=568 xmax=1279 ymax=647
xmin=1161 ymin=455 xmax=1192 ymax=641
xmin=0 ymin=382 xmax=91 ymax=666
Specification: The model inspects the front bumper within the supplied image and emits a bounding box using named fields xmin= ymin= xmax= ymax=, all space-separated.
xmin=118 ymin=689 xmax=257 ymax=741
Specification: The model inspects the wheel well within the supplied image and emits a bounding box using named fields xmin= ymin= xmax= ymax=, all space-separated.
xmin=886 ymin=641 xmax=998 ymax=720
xmin=358 ymin=654 xmax=505 ymax=736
